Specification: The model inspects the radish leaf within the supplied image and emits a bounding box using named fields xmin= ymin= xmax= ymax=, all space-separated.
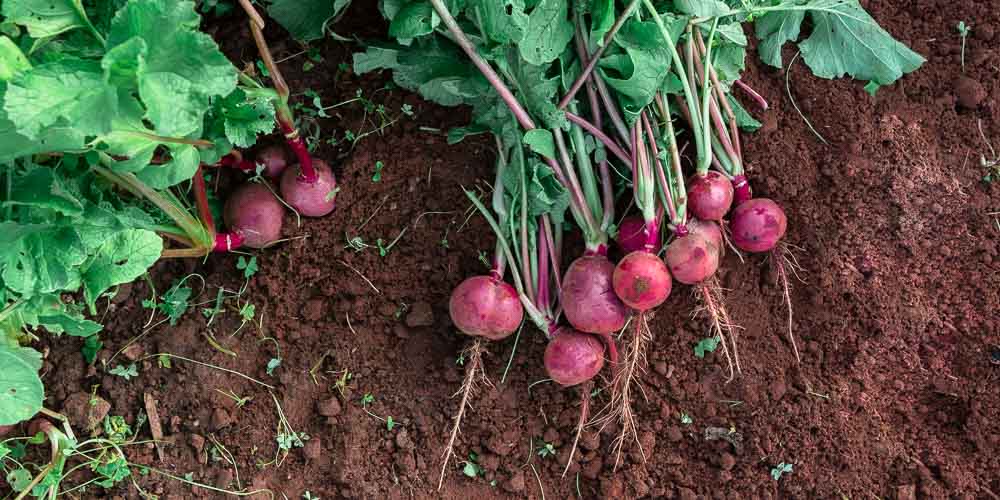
xmin=0 ymin=345 xmax=43 ymax=426
xmin=268 ymin=0 xmax=351 ymax=42
xmin=1 ymin=0 xmax=95 ymax=39
xmin=519 ymin=0 xmax=573 ymax=65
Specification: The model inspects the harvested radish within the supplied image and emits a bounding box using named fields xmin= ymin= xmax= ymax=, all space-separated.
xmin=222 ymin=183 xmax=284 ymax=249
xmin=664 ymin=233 xmax=720 ymax=285
xmin=687 ymin=218 xmax=723 ymax=255
xmin=562 ymin=255 xmax=627 ymax=335
xmin=280 ymin=159 xmax=337 ymax=217
xmin=255 ymin=145 xmax=290 ymax=178
xmin=615 ymin=216 xmax=647 ymax=254
xmin=544 ymin=327 xmax=606 ymax=387
xmin=730 ymin=198 xmax=787 ymax=253
xmin=448 ymin=275 xmax=523 ymax=341
xmin=688 ymin=171 xmax=734 ymax=221
xmin=613 ymin=251 xmax=671 ymax=311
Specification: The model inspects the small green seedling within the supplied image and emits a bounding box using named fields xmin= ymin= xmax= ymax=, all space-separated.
xmin=694 ymin=337 xmax=720 ymax=358
xmin=157 ymin=354 xmax=172 ymax=369
xmin=109 ymin=363 xmax=139 ymax=380
xmin=956 ymin=21 xmax=971 ymax=73
xmin=215 ymin=389 xmax=253 ymax=408
xmin=237 ymin=256 xmax=259 ymax=278
xmin=333 ymin=369 xmax=353 ymax=396
xmin=386 ymin=416 xmax=396 ymax=431
xmin=680 ymin=412 xmax=693 ymax=425
xmin=266 ymin=357 xmax=282 ymax=376
xmin=537 ymin=442 xmax=556 ymax=459
xmin=103 ymin=415 xmax=133 ymax=444
xmin=361 ymin=393 xmax=375 ymax=407
xmin=303 ymin=492 xmax=321 ymax=500
xmin=771 ymin=462 xmax=793 ymax=480
xmin=456 ymin=353 xmax=466 ymax=366
xmin=372 ymin=160 xmax=386 ymax=182
xmin=462 ymin=453 xmax=483 ymax=478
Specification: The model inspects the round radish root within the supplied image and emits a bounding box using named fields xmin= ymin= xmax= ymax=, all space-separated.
xmin=613 ymin=251 xmax=672 ymax=311
xmin=687 ymin=218 xmax=723 ymax=256
xmin=615 ymin=216 xmax=646 ymax=254
xmin=544 ymin=328 xmax=606 ymax=387
xmin=449 ymin=276 xmax=523 ymax=341
xmin=664 ymin=234 xmax=719 ymax=285
xmin=280 ymin=159 xmax=337 ymax=217
xmin=730 ymin=198 xmax=787 ymax=253
xmin=256 ymin=145 xmax=289 ymax=178
xmin=223 ymin=183 xmax=284 ymax=248
xmin=688 ymin=171 xmax=734 ymax=221
xmin=562 ymin=255 xmax=627 ymax=334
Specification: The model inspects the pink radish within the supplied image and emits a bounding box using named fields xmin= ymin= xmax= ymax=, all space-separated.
xmin=222 ymin=183 xmax=284 ymax=249
xmin=730 ymin=198 xmax=787 ymax=253
xmin=615 ymin=216 xmax=647 ymax=254
xmin=448 ymin=275 xmax=524 ymax=340
xmin=612 ymin=251 xmax=672 ymax=311
xmin=280 ymin=160 xmax=337 ymax=217
xmin=688 ymin=171 xmax=734 ymax=221
xmin=544 ymin=327 xmax=606 ymax=387
xmin=561 ymin=255 xmax=627 ymax=334
xmin=663 ymin=234 xmax=720 ymax=285
xmin=687 ymin=218 xmax=723 ymax=255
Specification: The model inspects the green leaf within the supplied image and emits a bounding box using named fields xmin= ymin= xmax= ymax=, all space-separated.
xmin=215 ymin=88 xmax=277 ymax=148
xmin=713 ymin=44 xmax=746 ymax=87
xmin=108 ymin=0 xmax=237 ymax=136
xmin=707 ymin=22 xmax=747 ymax=46
xmin=754 ymin=10 xmax=803 ymax=68
xmin=589 ymin=0 xmax=614 ymax=44
xmin=4 ymin=58 xmax=117 ymax=139
xmin=509 ymin=57 xmax=566 ymax=129
xmin=522 ymin=129 xmax=555 ymax=158
xmin=134 ymin=145 xmax=200 ymax=189
xmin=81 ymin=229 xmax=162 ymax=308
xmin=518 ymin=0 xmax=573 ymax=65
xmin=0 ymin=36 xmax=31 ymax=82
xmin=755 ymin=1 xmax=925 ymax=85
xmin=388 ymin=3 xmax=438 ymax=43
xmin=352 ymin=44 xmax=399 ymax=74
xmin=1 ymin=226 xmax=87 ymax=296
xmin=674 ymin=0 xmax=733 ymax=17
xmin=81 ymin=335 xmax=102 ymax=363
xmin=6 ymin=468 xmax=33 ymax=492
xmin=694 ymin=336 xmax=720 ymax=358
xmin=863 ymin=80 xmax=880 ymax=96
xmin=3 ymin=166 xmax=85 ymax=216
xmin=599 ymin=17 xmax=680 ymax=123
xmin=467 ymin=0 xmax=528 ymax=44
xmin=101 ymin=36 xmax=147 ymax=88
xmin=37 ymin=311 xmax=102 ymax=337
xmin=1 ymin=0 xmax=94 ymax=39
xmin=728 ymin=95 xmax=761 ymax=131
xmin=268 ymin=0 xmax=351 ymax=42
xmin=0 ymin=345 xmax=43 ymax=425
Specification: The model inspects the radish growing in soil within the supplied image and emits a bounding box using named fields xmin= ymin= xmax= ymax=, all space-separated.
xmin=217 ymin=145 xmax=290 ymax=178
xmin=219 ymin=182 xmax=284 ymax=249
xmin=238 ymin=2 xmax=337 ymax=217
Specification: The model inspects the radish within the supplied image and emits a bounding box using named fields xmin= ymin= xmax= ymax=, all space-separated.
xmin=730 ymin=198 xmax=787 ymax=253
xmin=688 ymin=171 xmax=734 ymax=221
xmin=448 ymin=275 xmax=523 ymax=341
xmin=687 ymin=218 xmax=723 ymax=256
xmin=237 ymin=1 xmax=337 ymax=218
xmin=280 ymin=159 xmax=337 ymax=217
xmin=561 ymin=254 xmax=627 ymax=334
xmin=664 ymin=233 xmax=720 ymax=285
xmin=544 ymin=327 xmax=606 ymax=387
xmin=255 ymin=145 xmax=290 ymax=178
xmin=220 ymin=183 xmax=284 ymax=249
xmin=615 ymin=216 xmax=647 ymax=254
xmin=613 ymin=250 xmax=671 ymax=311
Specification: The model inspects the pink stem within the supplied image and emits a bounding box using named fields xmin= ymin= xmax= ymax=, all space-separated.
xmin=213 ymin=232 xmax=245 ymax=252
xmin=564 ymin=111 xmax=633 ymax=166
xmin=735 ymin=80 xmax=769 ymax=110
xmin=732 ymin=175 xmax=752 ymax=204
xmin=278 ymin=119 xmax=317 ymax=183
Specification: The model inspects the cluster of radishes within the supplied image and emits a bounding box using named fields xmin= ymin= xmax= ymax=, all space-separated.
xmin=216 ymin=145 xmax=337 ymax=251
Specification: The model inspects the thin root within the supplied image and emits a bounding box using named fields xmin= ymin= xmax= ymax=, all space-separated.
xmin=600 ymin=313 xmax=651 ymax=470
xmin=696 ymin=279 xmax=741 ymax=381
xmin=562 ymin=382 xmax=592 ymax=477
xmin=438 ymin=340 xmax=487 ymax=490
xmin=772 ymin=243 xmax=805 ymax=363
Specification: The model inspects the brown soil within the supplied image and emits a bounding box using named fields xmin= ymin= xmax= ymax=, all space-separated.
xmin=7 ymin=0 xmax=1000 ymax=498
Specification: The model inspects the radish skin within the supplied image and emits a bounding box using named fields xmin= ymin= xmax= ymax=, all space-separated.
xmin=544 ymin=327 xmax=606 ymax=387
xmin=730 ymin=198 xmax=787 ymax=253
xmin=687 ymin=218 xmax=723 ymax=255
xmin=613 ymin=251 xmax=672 ymax=311
xmin=615 ymin=216 xmax=647 ymax=254
xmin=223 ymin=183 xmax=284 ymax=248
xmin=280 ymin=160 xmax=337 ymax=217
xmin=688 ymin=171 xmax=734 ymax=221
xmin=663 ymin=234 xmax=719 ymax=285
xmin=448 ymin=276 xmax=524 ymax=341
xmin=561 ymin=255 xmax=627 ymax=334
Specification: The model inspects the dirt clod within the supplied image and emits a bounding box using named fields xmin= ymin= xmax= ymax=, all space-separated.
xmin=189 ymin=434 xmax=205 ymax=453
xmin=317 ymin=397 xmax=342 ymax=417
xmin=61 ymin=392 xmax=110 ymax=432
xmin=720 ymin=452 xmax=736 ymax=471
xmin=502 ymin=470 xmax=525 ymax=493
xmin=210 ymin=408 xmax=233 ymax=430
xmin=405 ymin=301 xmax=434 ymax=327
xmin=954 ymin=76 xmax=986 ymax=108
xmin=304 ymin=437 xmax=323 ymax=460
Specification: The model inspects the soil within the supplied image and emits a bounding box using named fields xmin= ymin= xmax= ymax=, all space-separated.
xmin=6 ymin=0 xmax=1000 ymax=498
